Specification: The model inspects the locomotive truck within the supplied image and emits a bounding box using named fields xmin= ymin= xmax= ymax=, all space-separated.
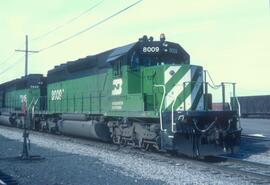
xmin=0 ymin=34 xmax=242 ymax=157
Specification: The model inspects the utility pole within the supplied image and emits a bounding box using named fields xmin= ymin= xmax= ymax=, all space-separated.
xmin=15 ymin=35 xmax=42 ymax=161
xmin=15 ymin=35 xmax=39 ymax=76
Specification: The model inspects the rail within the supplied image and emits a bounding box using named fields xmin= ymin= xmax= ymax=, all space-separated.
xmin=207 ymin=156 xmax=270 ymax=183
xmin=0 ymin=170 xmax=18 ymax=185
xmin=241 ymin=134 xmax=270 ymax=142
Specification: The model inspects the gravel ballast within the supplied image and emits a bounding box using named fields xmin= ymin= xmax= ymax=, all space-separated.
xmin=0 ymin=126 xmax=266 ymax=185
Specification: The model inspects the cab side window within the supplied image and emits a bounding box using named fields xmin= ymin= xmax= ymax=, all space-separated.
xmin=129 ymin=51 xmax=140 ymax=71
xmin=113 ymin=59 xmax=122 ymax=77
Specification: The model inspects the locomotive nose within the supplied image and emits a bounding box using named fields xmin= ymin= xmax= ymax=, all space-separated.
xmin=160 ymin=110 xmax=241 ymax=157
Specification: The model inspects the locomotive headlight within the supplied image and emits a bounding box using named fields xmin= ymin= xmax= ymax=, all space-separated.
xmin=160 ymin=33 xmax=166 ymax=42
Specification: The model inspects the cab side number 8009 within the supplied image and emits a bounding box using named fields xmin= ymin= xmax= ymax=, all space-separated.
xmin=142 ymin=46 xmax=159 ymax=53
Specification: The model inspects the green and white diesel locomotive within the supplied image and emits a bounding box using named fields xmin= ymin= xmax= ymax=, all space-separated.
xmin=0 ymin=35 xmax=242 ymax=157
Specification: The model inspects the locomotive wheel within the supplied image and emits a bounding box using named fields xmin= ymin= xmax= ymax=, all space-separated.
xmin=112 ymin=136 xmax=119 ymax=145
xmin=120 ymin=138 xmax=128 ymax=147
xmin=141 ymin=142 xmax=150 ymax=152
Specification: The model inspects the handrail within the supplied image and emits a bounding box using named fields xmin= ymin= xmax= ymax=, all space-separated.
xmin=32 ymin=97 xmax=40 ymax=118
xmin=171 ymin=99 xmax=177 ymax=133
xmin=153 ymin=84 xmax=166 ymax=131
xmin=235 ymin=96 xmax=242 ymax=129
xmin=27 ymin=98 xmax=35 ymax=112
xmin=235 ymin=96 xmax=241 ymax=117
xmin=228 ymin=103 xmax=232 ymax=111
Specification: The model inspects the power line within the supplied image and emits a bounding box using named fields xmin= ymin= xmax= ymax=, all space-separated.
xmin=0 ymin=56 xmax=25 ymax=77
xmin=31 ymin=0 xmax=106 ymax=41
xmin=39 ymin=0 xmax=143 ymax=52
xmin=0 ymin=0 xmax=142 ymax=77
xmin=0 ymin=0 xmax=105 ymax=71
xmin=0 ymin=52 xmax=16 ymax=65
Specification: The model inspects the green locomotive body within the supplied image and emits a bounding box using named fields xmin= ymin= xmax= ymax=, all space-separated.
xmin=46 ymin=36 xmax=202 ymax=117
xmin=0 ymin=35 xmax=242 ymax=157
xmin=4 ymin=75 xmax=45 ymax=111
xmin=47 ymin=64 xmax=203 ymax=116
xmin=0 ymin=74 xmax=45 ymax=126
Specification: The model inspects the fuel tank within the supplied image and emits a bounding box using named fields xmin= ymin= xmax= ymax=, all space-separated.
xmin=58 ymin=120 xmax=111 ymax=142
xmin=61 ymin=113 xmax=88 ymax=121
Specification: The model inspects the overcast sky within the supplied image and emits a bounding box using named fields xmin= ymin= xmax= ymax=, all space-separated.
xmin=0 ymin=0 xmax=269 ymax=97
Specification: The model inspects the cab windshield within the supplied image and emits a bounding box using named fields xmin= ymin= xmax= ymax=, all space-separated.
xmin=141 ymin=55 xmax=181 ymax=66
xmin=130 ymin=52 xmax=184 ymax=70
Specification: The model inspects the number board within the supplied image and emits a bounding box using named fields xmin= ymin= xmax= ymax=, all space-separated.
xmin=139 ymin=42 xmax=161 ymax=55
xmin=139 ymin=42 xmax=179 ymax=55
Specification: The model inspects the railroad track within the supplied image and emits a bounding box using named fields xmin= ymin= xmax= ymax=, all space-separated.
xmin=133 ymin=151 xmax=270 ymax=184
xmin=204 ymin=156 xmax=270 ymax=184
xmin=241 ymin=134 xmax=270 ymax=142
xmin=0 ymin=170 xmax=18 ymax=185
xmin=1 ymin=125 xmax=270 ymax=184
xmin=120 ymin=146 xmax=270 ymax=184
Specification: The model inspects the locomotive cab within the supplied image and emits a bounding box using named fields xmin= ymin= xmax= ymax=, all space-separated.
xmin=127 ymin=35 xmax=241 ymax=157
xmin=130 ymin=34 xmax=190 ymax=69
xmin=107 ymin=35 xmax=241 ymax=157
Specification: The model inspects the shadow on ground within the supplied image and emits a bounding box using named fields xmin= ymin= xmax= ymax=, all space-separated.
xmin=226 ymin=137 xmax=270 ymax=159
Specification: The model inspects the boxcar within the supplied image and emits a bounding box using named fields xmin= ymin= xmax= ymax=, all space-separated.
xmin=238 ymin=95 xmax=270 ymax=118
